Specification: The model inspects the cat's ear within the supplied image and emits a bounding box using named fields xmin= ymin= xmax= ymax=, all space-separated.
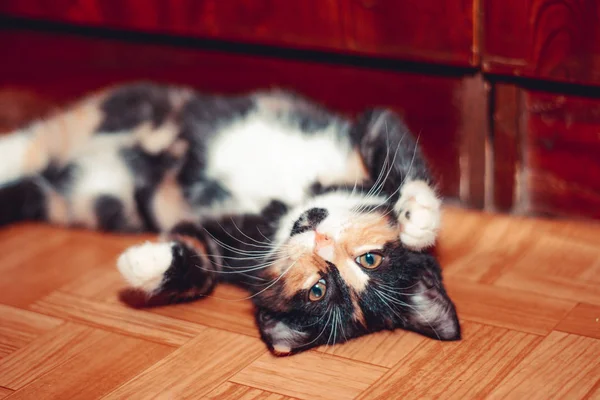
xmin=256 ymin=309 xmax=308 ymax=356
xmin=404 ymin=270 xmax=461 ymax=341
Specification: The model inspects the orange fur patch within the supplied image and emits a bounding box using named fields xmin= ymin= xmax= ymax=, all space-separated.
xmin=274 ymin=254 xmax=326 ymax=299
xmin=276 ymin=213 xmax=399 ymax=299
xmin=24 ymin=95 xmax=104 ymax=171
xmin=46 ymin=191 xmax=69 ymax=225
xmin=134 ymin=121 xmax=178 ymax=155
xmin=152 ymin=173 xmax=194 ymax=231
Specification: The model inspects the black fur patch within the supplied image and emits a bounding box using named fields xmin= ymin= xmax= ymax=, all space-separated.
xmin=161 ymin=239 xmax=219 ymax=299
xmin=120 ymin=146 xmax=179 ymax=231
xmin=184 ymin=179 xmax=230 ymax=207
xmin=97 ymin=83 xmax=173 ymax=132
xmin=291 ymin=207 xmax=328 ymax=236
xmin=41 ymin=162 xmax=76 ymax=193
xmin=0 ymin=178 xmax=46 ymax=225
xmin=354 ymin=108 xmax=431 ymax=202
xmin=94 ymin=195 xmax=127 ymax=231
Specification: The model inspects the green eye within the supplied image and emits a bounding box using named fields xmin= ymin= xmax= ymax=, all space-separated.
xmin=355 ymin=252 xmax=384 ymax=269
xmin=309 ymin=278 xmax=327 ymax=302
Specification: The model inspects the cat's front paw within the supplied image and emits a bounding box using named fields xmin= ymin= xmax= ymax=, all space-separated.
xmin=395 ymin=180 xmax=441 ymax=250
xmin=117 ymin=241 xmax=174 ymax=293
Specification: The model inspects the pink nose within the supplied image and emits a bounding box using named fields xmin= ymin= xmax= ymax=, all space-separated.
xmin=314 ymin=231 xmax=333 ymax=249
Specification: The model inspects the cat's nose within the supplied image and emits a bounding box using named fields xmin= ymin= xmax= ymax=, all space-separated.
xmin=314 ymin=231 xmax=334 ymax=260
xmin=314 ymin=231 xmax=332 ymax=248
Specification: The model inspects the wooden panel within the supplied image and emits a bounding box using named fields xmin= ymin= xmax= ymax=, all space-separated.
xmin=525 ymin=90 xmax=600 ymax=218
xmin=0 ymin=29 xmax=475 ymax=200
xmin=341 ymin=0 xmax=475 ymax=65
xmin=491 ymin=84 xmax=522 ymax=212
xmin=482 ymin=0 xmax=600 ymax=86
xmin=492 ymin=84 xmax=600 ymax=218
xmin=0 ymin=0 xmax=476 ymax=65
xmin=489 ymin=331 xmax=600 ymax=399
xmin=230 ymin=351 xmax=387 ymax=400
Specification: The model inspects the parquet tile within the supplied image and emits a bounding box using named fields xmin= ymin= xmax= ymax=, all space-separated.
xmin=146 ymin=285 xmax=261 ymax=338
xmin=319 ymin=329 xmax=425 ymax=367
xmin=495 ymin=271 xmax=600 ymax=306
xmin=231 ymin=351 xmax=387 ymax=400
xmin=204 ymin=382 xmax=298 ymax=400
xmin=356 ymin=322 xmax=541 ymax=400
xmin=0 ymin=387 xmax=13 ymax=399
xmin=489 ymin=331 xmax=600 ymax=399
xmin=0 ymin=304 xmax=62 ymax=358
xmin=30 ymin=291 xmax=207 ymax=346
xmin=0 ymin=323 xmax=110 ymax=389
xmin=104 ymin=328 xmax=265 ymax=399
xmin=0 ymin=207 xmax=599 ymax=399
xmin=555 ymin=303 xmax=600 ymax=339
xmin=5 ymin=330 xmax=173 ymax=400
xmin=445 ymin=279 xmax=575 ymax=335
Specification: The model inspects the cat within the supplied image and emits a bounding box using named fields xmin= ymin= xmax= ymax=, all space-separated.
xmin=0 ymin=82 xmax=460 ymax=355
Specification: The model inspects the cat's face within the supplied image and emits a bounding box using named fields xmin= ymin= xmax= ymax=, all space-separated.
xmin=254 ymin=192 xmax=460 ymax=355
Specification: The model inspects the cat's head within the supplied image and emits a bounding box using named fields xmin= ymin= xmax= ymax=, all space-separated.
xmin=253 ymin=191 xmax=460 ymax=355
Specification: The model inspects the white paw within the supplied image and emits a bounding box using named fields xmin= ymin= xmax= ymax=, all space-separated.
xmin=116 ymin=241 xmax=174 ymax=293
xmin=395 ymin=180 xmax=441 ymax=250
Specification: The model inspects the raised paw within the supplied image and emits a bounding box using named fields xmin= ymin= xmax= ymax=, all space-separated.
xmin=395 ymin=180 xmax=441 ymax=250
xmin=117 ymin=241 xmax=174 ymax=294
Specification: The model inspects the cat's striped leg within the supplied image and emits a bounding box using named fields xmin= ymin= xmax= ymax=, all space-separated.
xmin=356 ymin=109 xmax=441 ymax=250
xmin=117 ymin=223 xmax=221 ymax=302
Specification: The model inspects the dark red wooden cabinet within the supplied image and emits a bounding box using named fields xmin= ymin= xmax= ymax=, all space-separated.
xmin=482 ymin=0 xmax=600 ymax=86
xmin=2 ymin=1 xmax=600 ymax=220
xmin=0 ymin=0 xmax=476 ymax=65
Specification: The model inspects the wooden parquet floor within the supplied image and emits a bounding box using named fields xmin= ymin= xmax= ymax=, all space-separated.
xmin=0 ymin=207 xmax=599 ymax=399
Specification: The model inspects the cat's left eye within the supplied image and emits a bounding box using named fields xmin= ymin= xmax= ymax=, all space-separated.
xmin=355 ymin=252 xmax=384 ymax=269
xmin=308 ymin=278 xmax=327 ymax=302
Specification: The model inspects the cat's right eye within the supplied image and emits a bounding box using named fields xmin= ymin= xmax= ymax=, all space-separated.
xmin=308 ymin=278 xmax=327 ymax=302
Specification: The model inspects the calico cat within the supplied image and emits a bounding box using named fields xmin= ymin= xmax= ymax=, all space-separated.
xmin=0 ymin=82 xmax=460 ymax=355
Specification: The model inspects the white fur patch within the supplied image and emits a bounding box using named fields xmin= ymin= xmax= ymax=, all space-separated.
xmin=203 ymin=112 xmax=360 ymax=216
xmin=117 ymin=241 xmax=174 ymax=293
xmin=411 ymin=283 xmax=458 ymax=340
xmin=395 ymin=180 xmax=441 ymax=250
xmin=0 ymin=133 xmax=30 ymax=184
xmin=70 ymin=134 xmax=139 ymax=228
xmin=264 ymin=320 xmax=308 ymax=355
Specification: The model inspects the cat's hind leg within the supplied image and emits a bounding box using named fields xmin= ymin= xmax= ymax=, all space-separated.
xmin=117 ymin=223 xmax=221 ymax=303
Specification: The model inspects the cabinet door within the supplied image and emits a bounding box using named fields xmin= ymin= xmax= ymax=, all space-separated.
xmin=493 ymin=84 xmax=600 ymax=218
xmin=340 ymin=0 xmax=476 ymax=65
xmin=0 ymin=0 xmax=477 ymax=66
xmin=483 ymin=0 xmax=600 ymax=86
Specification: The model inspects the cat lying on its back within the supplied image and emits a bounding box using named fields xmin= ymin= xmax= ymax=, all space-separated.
xmin=0 ymin=83 xmax=460 ymax=355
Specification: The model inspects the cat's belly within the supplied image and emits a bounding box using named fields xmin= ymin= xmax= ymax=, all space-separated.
xmin=202 ymin=117 xmax=366 ymax=216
